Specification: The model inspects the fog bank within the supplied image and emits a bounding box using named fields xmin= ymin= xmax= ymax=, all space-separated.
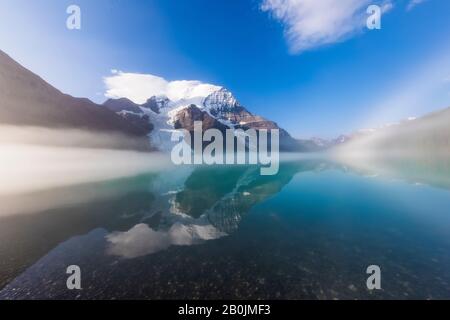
xmin=0 ymin=126 xmax=170 ymax=195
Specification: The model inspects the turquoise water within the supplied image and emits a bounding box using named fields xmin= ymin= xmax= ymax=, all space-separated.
xmin=0 ymin=158 xmax=450 ymax=299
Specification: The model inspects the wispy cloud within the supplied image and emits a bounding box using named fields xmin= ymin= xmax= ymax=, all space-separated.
xmin=407 ymin=0 xmax=426 ymax=11
xmin=261 ymin=0 xmax=393 ymax=54
xmin=104 ymin=71 xmax=221 ymax=104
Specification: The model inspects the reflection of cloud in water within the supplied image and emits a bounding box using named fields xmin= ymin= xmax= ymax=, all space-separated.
xmin=106 ymin=220 xmax=225 ymax=259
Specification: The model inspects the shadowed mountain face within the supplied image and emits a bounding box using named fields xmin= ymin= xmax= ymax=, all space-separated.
xmin=173 ymin=104 xmax=229 ymax=132
xmin=103 ymin=98 xmax=143 ymax=114
xmin=0 ymin=50 xmax=151 ymax=140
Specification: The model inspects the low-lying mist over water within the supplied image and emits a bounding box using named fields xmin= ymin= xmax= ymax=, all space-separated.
xmin=0 ymin=125 xmax=170 ymax=198
xmin=0 ymin=125 xmax=153 ymax=150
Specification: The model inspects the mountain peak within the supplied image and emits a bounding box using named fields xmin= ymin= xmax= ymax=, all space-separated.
xmin=142 ymin=96 xmax=171 ymax=114
xmin=103 ymin=98 xmax=141 ymax=114
xmin=203 ymin=87 xmax=241 ymax=111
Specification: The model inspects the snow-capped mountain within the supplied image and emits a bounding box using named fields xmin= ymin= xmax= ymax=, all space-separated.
xmin=103 ymin=82 xmax=307 ymax=151
xmin=141 ymin=96 xmax=171 ymax=114
xmin=102 ymin=74 xmax=364 ymax=152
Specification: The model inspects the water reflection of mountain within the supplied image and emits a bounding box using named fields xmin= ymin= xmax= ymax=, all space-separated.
xmin=95 ymin=164 xmax=320 ymax=263
xmin=3 ymin=156 xmax=448 ymax=291
xmin=175 ymin=161 xmax=335 ymax=234
xmin=176 ymin=166 xmax=297 ymax=233
xmin=0 ymin=160 xmax=329 ymax=297
xmin=0 ymin=160 xmax=333 ymax=290
xmin=2 ymin=157 xmax=450 ymax=299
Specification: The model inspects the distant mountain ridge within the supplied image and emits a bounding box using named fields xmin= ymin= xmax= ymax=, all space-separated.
xmin=335 ymin=107 xmax=450 ymax=155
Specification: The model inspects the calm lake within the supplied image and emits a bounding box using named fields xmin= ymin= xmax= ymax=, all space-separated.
xmin=1 ymin=156 xmax=450 ymax=299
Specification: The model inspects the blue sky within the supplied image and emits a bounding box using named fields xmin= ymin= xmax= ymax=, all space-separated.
xmin=0 ymin=0 xmax=449 ymax=138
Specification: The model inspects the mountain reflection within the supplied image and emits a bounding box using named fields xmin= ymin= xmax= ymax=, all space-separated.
xmin=105 ymin=160 xmax=343 ymax=258
xmin=1 ymin=155 xmax=450 ymax=294
xmin=105 ymin=164 xmax=303 ymax=258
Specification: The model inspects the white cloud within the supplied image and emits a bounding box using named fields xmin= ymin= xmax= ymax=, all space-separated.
xmin=167 ymin=80 xmax=221 ymax=102
xmin=104 ymin=72 xmax=168 ymax=104
xmin=104 ymin=71 xmax=221 ymax=104
xmin=407 ymin=0 xmax=426 ymax=11
xmin=261 ymin=0 xmax=393 ymax=54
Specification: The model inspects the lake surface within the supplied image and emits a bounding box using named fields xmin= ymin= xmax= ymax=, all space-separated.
xmin=1 ymin=157 xmax=450 ymax=299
